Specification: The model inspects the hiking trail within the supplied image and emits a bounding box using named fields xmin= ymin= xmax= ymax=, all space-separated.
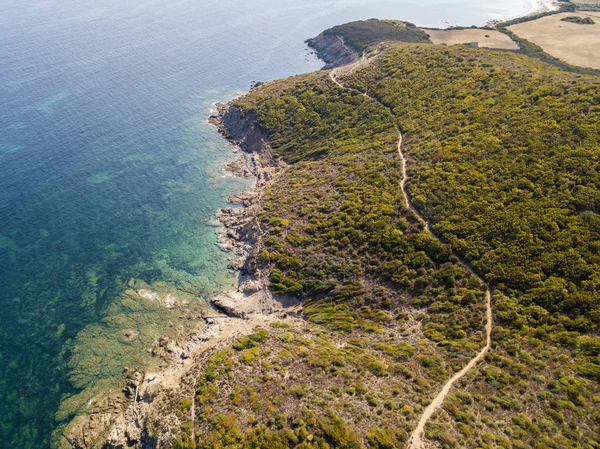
xmin=330 ymin=54 xmax=493 ymax=449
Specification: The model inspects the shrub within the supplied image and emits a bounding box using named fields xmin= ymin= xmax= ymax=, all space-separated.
xmin=233 ymin=330 xmax=269 ymax=350
xmin=177 ymin=398 xmax=193 ymax=416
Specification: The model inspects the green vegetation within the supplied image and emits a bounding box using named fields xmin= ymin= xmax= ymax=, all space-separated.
xmin=178 ymin=398 xmax=194 ymax=416
xmin=561 ymin=15 xmax=596 ymax=24
xmin=344 ymin=44 xmax=600 ymax=334
xmin=179 ymin=325 xmax=455 ymax=448
xmin=321 ymin=19 xmax=429 ymax=53
xmin=232 ymin=330 xmax=269 ymax=350
xmin=241 ymin=72 xmax=486 ymax=348
xmin=341 ymin=43 xmax=599 ymax=446
xmin=174 ymin=23 xmax=599 ymax=449
xmin=570 ymin=0 xmax=600 ymax=10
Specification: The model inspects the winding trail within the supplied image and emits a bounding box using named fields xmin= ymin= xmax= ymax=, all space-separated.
xmin=330 ymin=59 xmax=493 ymax=449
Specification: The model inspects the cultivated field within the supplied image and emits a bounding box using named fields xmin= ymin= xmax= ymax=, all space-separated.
xmin=509 ymin=12 xmax=600 ymax=69
xmin=423 ymin=28 xmax=519 ymax=50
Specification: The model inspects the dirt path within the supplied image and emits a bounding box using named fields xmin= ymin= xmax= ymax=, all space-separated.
xmin=330 ymin=61 xmax=493 ymax=449
xmin=408 ymin=290 xmax=492 ymax=448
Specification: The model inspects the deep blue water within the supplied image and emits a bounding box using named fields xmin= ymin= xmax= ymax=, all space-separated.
xmin=0 ymin=0 xmax=532 ymax=447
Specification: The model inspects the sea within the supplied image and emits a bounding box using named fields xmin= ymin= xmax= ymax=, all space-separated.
xmin=0 ymin=0 xmax=532 ymax=447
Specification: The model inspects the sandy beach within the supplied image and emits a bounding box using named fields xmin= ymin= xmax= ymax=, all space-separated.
xmin=524 ymin=0 xmax=560 ymax=15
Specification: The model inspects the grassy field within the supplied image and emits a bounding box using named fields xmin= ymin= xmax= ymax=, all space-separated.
xmin=509 ymin=12 xmax=600 ymax=68
xmin=423 ymin=29 xmax=519 ymax=50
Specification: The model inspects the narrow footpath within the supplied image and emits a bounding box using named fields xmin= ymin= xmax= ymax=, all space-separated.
xmin=330 ymin=62 xmax=493 ymax=449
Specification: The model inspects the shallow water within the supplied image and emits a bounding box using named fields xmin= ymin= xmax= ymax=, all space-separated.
xmin=0 ymin=0 xmax=532 ymax=446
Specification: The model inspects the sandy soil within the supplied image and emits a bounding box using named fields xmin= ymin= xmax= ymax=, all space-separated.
xmin=423 ymin=29 xmax=519 ymax=50
xmin=509 ymin=12 xmax=600 ymax=69
xmin=524 ymin=0 xmax=560 ymax=15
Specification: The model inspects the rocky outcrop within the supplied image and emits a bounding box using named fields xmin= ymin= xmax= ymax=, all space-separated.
xmin=210 ymin=102 xmax=282 ymax=276
xmin=210 ymin=103 xmax=291 ymax=315
xmin=306 ymin=33 xmax=360 ymax=69
xmin=212 ymin=103 xmax=279 ymax=180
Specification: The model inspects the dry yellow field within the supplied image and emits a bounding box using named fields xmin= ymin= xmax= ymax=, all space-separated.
xmin=509 ymin=12 xmax=600 ymax=69
xmin=422 ymin=28 xmax=520 ymax=50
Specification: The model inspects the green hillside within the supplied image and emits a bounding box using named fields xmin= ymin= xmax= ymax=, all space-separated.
xmin=321 ymin=19 xmax=429 ymax=52
xmin=175 ymin=37 xmax=599 ymax=449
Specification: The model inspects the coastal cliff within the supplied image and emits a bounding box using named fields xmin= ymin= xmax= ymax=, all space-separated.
xmin=307 ymin=19 xmax=430 ymax=69
xmin=306 ymin=33 xmax=360 ymax=69
xmin=210 ymin=103 xmax=296 ymax=317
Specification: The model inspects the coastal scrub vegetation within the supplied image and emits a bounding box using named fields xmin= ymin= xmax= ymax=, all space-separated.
xmin=176 ymin=34 xmax=598 ymax=449
xmin=343 ymin=44 xmax=600 ymax=335
xmin=184 ymin=323 xmax=478 ymax=449
xmin=561 ymin=15 xmax=596 ymax=24
xmin=321 ymin=19 xmax=429 ymax=53
xmin=237 ymin=69 xmax=488 ymax=352
xmin=181 ymin=49 xmax=491 ymax=447
xmin=341 ymin=43 xmax=600 ymax=446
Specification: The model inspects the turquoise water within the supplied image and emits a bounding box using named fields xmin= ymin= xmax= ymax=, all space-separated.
xmin=0 ymin=0 xmax=533 ymax=447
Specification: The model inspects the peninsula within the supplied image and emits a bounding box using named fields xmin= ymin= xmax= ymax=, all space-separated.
xmin=59 ymin=6 xmax=600 ymax=449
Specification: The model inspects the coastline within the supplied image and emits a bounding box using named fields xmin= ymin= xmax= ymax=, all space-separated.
xmin=60 ymin=2 xmax=567 ymax=446
xmin=524 ymin=0 xmax=560 ymax=16
xmin=208 ymin=101 xmax=295 ymax=318
xmin=59 ymin=101 xmax=298 ymax=448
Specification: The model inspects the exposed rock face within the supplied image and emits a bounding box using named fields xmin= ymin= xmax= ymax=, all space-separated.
xmin=216 ymin=104 xmax=278 ymax=180
xmin=211 ymin=103 xmax=281 ymax=279
xmin=58 ymin=390 xmax=130 ymax=449
xmin=211 ymin=103 xmax=291 ymax=315
xmin=306 ymin=33 xmax=360 ymax=69
xmin=212 ymin=279 xmax=287 ymax=318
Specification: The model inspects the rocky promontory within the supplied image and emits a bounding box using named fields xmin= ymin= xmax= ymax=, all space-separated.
xmin=306 ymin=33 xmax=360 ymax=69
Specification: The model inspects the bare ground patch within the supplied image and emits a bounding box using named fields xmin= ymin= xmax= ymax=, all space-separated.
xmin=509 ymin=12 xmax=600 ymax=69
xmin=422 ymin=29 xmax=519 ymax=50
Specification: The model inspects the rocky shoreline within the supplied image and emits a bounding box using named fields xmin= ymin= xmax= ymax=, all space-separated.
xmin=209 ymin=101 xmax=293 ymax=318
xmin=59 ymin=100 xmax=298 ymax=449
xmin=59 ymin=23 xmax=411 ymax=447
xmin=61 ymin=23 xmax=389 ymax=449
xmin=305 ymin=33 xmax=360 ymax=69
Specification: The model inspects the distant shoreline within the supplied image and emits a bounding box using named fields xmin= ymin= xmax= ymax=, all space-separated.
xmin=523 ymin=0 xmax=560 ymax=17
